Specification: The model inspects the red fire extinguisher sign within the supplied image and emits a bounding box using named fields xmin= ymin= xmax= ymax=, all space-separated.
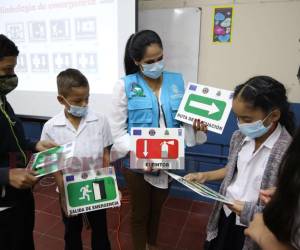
xmin=136 ymin=139 xmax=179 ymax=159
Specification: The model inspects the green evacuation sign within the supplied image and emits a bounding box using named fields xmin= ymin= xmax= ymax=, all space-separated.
xmin=67 ymin=177 xmax=117 ymax=208
xmin=184 ymin=94 xmax=226 ymax=121
xmin=27 ymin=142 xmax=75 ymax=177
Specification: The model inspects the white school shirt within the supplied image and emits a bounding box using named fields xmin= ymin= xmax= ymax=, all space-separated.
xmin=110 ymin=79 xmax=207 ymax=189
xmin=224 ymin=124 xmax=282 ymax=226
xmin=41 ymin=109 xmax=113 ymax=174
xmin=0 ymin=97 xmax=9 ymax=212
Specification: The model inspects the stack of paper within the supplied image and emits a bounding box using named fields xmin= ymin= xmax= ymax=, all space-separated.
xmin=165 ymin=171 xmax=233 ymax=205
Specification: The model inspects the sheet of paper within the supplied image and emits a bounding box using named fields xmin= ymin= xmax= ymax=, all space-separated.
xmin=144 ymin=171 xmax=169 ymax=189
xmin=165 ymin=171 xmax=233 ymax=205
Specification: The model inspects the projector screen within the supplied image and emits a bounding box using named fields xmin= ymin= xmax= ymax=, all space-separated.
xmin=0 ymin=0 xmax=136 ymax=118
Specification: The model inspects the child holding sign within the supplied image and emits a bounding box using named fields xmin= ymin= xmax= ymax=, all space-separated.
xmin=41 ymin=69 xmax=112 ymax=250
xmin=185 ymin=76 xmax=295 ymax=250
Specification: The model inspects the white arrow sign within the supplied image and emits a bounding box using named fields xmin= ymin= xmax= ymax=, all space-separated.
xmin=143 ymin=140 xmax=148 ymax=157
xmin=189 ymin=100 xmax=220 ymax=115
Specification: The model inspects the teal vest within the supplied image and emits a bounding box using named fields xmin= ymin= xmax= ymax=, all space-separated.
xmin=124 ymin=71 xmax=184 ymax=133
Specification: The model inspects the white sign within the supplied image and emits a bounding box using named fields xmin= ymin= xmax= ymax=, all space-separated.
xmin=63 ymin=166 xmax=120 ymax=216
xmin=130 ymin=128 xmax=185 ymax=170
xmin=176 ymin=82 xmax=233 ymax=134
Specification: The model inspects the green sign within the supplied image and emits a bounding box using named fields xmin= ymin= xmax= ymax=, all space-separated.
xmin=67 ymin=177 xmax=117 ymax=208
xmin=184 ymin=94 xmax=226 ymax=121
xmin=28 ymin=142 xmax=75 ymax=177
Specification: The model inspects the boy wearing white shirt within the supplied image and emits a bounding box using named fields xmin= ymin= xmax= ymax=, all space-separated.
xmin=41 ymin=69 xmax=112 ymax=250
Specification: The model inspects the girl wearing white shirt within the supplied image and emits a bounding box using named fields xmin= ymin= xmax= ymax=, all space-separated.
xmin=110 ymin=30 xmax=207 ymax=250
xmin=185 ymin=76 xmax=295 ymax=250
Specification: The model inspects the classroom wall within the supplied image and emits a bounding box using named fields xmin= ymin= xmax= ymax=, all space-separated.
xmin=140 ymin=0 xmax=300 ymax=103
xmin=139 ymin=0 xmax=300 ymax=199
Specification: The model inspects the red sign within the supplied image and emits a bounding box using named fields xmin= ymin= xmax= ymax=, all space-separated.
xmin=136 ymin=139 xmax=179 ymax=159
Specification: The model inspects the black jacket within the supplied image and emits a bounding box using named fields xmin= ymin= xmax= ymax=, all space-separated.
xmin=0 ymin=96 xmax=36 ymax=207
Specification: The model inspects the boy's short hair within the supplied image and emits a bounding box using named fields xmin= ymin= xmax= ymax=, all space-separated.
xmin=0 ymin=34 xmax=19 ymax=60
xmin=57 ymin=68 xmax=89 ymax=96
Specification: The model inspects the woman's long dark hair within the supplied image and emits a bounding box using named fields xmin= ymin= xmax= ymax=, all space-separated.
xmin=233 ymin=76 xmax=295 ymax=135
xmin=263 ymin=126 xmax=300 ymax=244
xmin=124 ymin=30 xmax=162 ymax=75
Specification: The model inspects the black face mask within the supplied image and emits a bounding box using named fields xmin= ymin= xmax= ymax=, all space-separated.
xmin=0 ymin=74 xmax=18 ymax=96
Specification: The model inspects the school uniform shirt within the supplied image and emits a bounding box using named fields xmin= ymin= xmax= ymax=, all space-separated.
xmin=41 ymin=109 xmax=113 ymax=174
xmin=223 ymin=124 xmax=282 ymax=226
xmin=110 ymin=79 xmax=207 ymax=189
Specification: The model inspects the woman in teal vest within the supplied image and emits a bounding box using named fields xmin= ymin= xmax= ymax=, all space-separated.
xmin=110 ymin=30 xmax=207 ymax=250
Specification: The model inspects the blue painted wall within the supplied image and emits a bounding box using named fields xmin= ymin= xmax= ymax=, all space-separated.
xmin=20 ymin=103 xmax=300 ymax=202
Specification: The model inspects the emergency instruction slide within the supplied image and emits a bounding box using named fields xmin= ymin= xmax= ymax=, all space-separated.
xmin=0 ymin=0 xmax=119 ymax=94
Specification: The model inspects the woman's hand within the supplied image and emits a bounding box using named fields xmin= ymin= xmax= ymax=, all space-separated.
xmin=184 ymin=172 xmax=207 ymax=183
xmin=143 ymin=166 xmax=160 ymax=175
xmin=192 ymin=119 xmax=208 ymax=133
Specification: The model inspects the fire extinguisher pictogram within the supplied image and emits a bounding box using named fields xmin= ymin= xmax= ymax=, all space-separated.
xmin=160 ymin=141 xmax=175 ymax=158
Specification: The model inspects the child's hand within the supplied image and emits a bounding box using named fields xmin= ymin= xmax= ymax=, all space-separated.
xmin=245 ymin=213 xmax=294 ymax=250
xmin=53 ymin=172 xmax=73 ymax=217
xmin=60 ymin=193 xmax=70 ymax=217
xmin=118 ymin=190 xmax=122 ymax=201
xmin=184 ymin=172 xmax=207 ymax=183
xmin=244 ymin=213 xmax=266 ymax=245
xmin=9 ymin=168 xmax=38 ymax=189
xmin=103 ymin=147 xmax=110 ymax=168
xmin=36 ymin=140 xmax=58 ymax=152
xmin=227 ymin=200 xmax=245 ymax=216
xmin=259 ymin=187 xmax=276 ymax=205
xmin=193 ymin=119 xmax=208 ymax=133
xmin=59 ymin=187 xmax=75 ymax=218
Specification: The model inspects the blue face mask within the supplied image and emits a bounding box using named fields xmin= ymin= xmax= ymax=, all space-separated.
xmin=141 ymin=59 xmax=164 ymax=79
xmin=62 ymin=97 xmax=88 ymax=118
xmin=68 ymin=105 xmax=88 ymax=117
xmin=237 ymin=113 xmax=273 ymax=139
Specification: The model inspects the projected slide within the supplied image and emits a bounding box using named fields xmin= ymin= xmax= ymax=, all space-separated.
xmin=0 ymin=0 xmax=120 ymax=94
